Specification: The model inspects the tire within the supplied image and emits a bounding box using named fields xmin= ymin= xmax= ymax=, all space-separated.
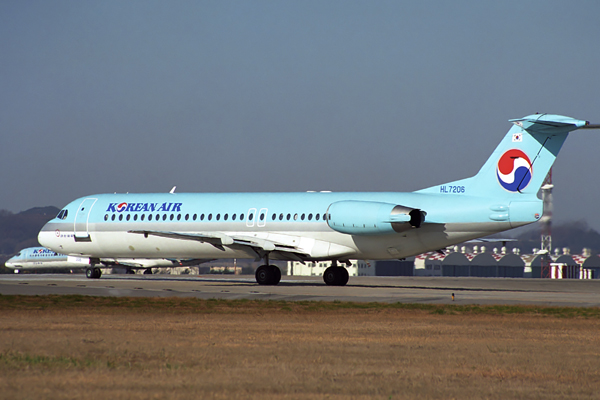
xmin=323 ymin=267 xmax=349 ymax=286
xmin=255 ymin=265 xmax=273 ymax=285
xmin=323 ymin=267 xmax=338 ymax=286
xmin=339 ymin=267 xmax=349 ymax=286
xmin=86 ymin=268 xmax=94 ymax=279
xmin=270 ymin=265 xmax=281 ymax=285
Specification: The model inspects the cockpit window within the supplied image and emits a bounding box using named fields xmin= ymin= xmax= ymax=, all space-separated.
xmin=56 ymin=209 xmax=68 ymax=220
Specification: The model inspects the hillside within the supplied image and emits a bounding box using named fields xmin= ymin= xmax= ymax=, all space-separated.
xmin=0 ymin=207 xmax=59 ymax=269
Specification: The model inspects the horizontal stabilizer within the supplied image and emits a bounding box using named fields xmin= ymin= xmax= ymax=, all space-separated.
xmin=508 ymin=114 xmax=588 ymax=134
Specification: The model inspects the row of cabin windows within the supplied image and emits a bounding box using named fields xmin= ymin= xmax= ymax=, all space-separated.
xmin=32 ymin=252 xmax=59 ymax=257
xmin=103 ymin=212 xmax=330 ymax=222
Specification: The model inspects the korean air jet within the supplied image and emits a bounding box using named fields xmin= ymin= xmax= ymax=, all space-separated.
xmin=5 ymin=247 xmax=89 ymax=272
xmin=38 ymin=114 xmax=598 ymax=286
xmin=5 ymin=246 xmax=207 ymax=277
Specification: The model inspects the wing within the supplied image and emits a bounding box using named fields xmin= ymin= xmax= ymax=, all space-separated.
xmin=100 ymin=257 xmax=214 ymax=269
xmin=128 ymin=230 xmax=310 ymax=262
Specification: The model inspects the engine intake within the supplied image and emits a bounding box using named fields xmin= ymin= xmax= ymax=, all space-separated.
xmin=326 ymin=201 xmax=425 ymax=235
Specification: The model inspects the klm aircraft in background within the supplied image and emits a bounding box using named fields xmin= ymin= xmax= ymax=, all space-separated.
xmin=5 ymin=246 xmax=206 ymax=277
xmin=38 ymin=114 xmax=598 ymax=286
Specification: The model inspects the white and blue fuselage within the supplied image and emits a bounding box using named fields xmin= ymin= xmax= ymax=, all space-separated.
xmin=5 ymin=247 xmax=88 ymax=271
xmin=38 ymin=191 xmax=517 ymax=261
xmin=37 ymin=114 xmax=596 ymax=285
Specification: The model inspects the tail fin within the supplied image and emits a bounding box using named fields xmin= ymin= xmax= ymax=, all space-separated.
xmin=418 ymin=114 xmax=589 ymax=199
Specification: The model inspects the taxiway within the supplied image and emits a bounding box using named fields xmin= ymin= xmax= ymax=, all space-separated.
xmin=1 ymin=274 xmax=599 ymax=306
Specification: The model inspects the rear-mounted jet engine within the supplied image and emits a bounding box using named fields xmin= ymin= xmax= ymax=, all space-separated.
xmin=326 ymin=201 xmax=425 ymax=235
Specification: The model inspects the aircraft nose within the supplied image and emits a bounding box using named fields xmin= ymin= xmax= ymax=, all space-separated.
xmin=38 ymin=222 xmax=59 ymax=250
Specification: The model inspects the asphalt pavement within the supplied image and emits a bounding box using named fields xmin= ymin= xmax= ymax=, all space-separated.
xmin=1 ymin=274 xmax=599 ymax=306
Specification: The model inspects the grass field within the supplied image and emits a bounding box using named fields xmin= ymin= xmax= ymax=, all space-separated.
xmin=1 ymin=295 xmax=599 ymax=399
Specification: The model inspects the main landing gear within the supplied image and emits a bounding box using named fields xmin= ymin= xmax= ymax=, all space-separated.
xmin=323 ymin=261 xmax=349 ymax=286
xmin=255 ymin=253 xmax=282 ymax=285
xmin=254 ymin=255 xmax=349 ymax=287
xmin=85 ymin=266 xmax=102 ymax=279
xmin=255 ymin=264 xmax=281 ymax=285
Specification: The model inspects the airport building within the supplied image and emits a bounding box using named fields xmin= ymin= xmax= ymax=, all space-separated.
xmin=282 ymin=246 xmax=599 ymax=280
xmin=412 ymin=246 xmax=524 ymax=278
xmin=411 ymin=246 xmax=596 ymax=279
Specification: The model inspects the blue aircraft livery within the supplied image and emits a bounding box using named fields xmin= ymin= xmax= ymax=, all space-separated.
xmin=107 ymin=202 xmax=183 ymax=213
xmin=38 ymin=114 xmax=599 ymax=286
xmin=5 ymin=247 xmax=82 ymax=271
xmin=5 ymin=247 xmax=208 ymax=277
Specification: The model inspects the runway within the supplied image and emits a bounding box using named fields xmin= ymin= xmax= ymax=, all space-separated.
xmin=1 ymin=274 xmax=600 ymax=306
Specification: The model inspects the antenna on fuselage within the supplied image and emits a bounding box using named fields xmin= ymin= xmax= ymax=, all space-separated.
xmin=169 ymin=186 xmax=176 ymax=194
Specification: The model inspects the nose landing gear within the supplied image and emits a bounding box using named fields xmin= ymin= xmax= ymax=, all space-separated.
xmin=85 ymin=266 xmax=102 ymax=279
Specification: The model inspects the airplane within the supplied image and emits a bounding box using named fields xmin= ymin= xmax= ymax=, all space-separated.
xmin=5 ymin=247 xmax=89 ymax=272
xmin=5 ymin=246 xmax=206 ymax=277
xmin=38 ymin=114 xmax=599 ymax=286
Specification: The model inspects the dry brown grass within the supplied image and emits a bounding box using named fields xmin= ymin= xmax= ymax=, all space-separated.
xmin=1 ymin=296 xmax=599 ymax=399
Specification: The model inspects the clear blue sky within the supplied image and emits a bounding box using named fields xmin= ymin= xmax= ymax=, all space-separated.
xmin=1 ymin=1 xmax=599 ymax=231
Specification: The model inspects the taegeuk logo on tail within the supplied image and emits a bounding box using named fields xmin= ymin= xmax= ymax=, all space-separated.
xmin=496 ymin=149 xmax=533 ymax=192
